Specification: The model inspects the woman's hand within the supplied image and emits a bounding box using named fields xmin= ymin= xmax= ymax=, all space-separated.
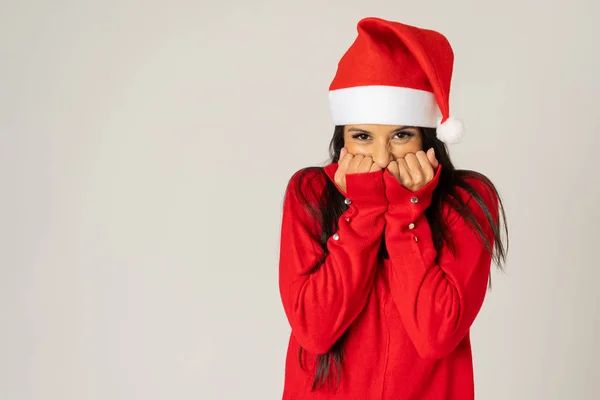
xmin=387 ymin=148 xmax=439 ymax=192
xmin=335 ymin=147 xmax=382 ymax=193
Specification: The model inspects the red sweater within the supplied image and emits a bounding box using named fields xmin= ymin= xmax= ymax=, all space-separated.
xmin=278 ymin=162 xmax=498 ymax=399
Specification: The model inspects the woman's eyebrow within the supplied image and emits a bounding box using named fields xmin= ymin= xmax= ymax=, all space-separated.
xmin=347 ymin=127 xmax=371 ymax=133
xmin=392 ymin=126 xmax=418 ymax=132
xmin=347 ymin=126 xmax=418 ymax=134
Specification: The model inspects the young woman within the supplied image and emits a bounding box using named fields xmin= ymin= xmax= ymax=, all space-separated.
xmin=278 ymin=17 xmax=508 ymax=399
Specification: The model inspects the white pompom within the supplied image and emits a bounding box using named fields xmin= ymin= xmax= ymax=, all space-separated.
xmin=436 ymin=116 xmax=464 ymax=144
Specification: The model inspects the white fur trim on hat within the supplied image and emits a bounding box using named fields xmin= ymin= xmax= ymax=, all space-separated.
xmin=436 ymin=116 xmax=464 ymax=144
xmin=329 ymin=85 xmax=442 ymax=127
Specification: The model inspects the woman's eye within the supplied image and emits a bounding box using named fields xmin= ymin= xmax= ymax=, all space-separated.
xmin=352 ymin=133 xmax=370 ymax=140
xmin=395 ymin=131 xmax=414 ymax=139
xmin=351 ymin=131 xmax=414 ymax=141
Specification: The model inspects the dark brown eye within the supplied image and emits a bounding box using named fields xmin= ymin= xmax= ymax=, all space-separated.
xmin=352 ymin=133 xmax=370 ymax=140
xmin=395 ymin=131 xmax=415 ymax=139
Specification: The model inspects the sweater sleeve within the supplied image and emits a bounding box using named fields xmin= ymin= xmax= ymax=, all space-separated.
xmin=382 ymin=166 xmax=498 ymax=360
xmin=278 ymin=167 xmax=388 ymax=355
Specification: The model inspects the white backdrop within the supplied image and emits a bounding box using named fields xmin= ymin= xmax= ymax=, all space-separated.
xmin=1 ymin=0 xmax=599 ymax=399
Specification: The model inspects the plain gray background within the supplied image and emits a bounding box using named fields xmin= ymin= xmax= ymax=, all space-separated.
xmin=1 ymin=0 xmax=599 ymax=399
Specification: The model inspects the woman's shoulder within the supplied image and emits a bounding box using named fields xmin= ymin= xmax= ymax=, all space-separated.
xmin=287 ymin=165 xmax=328 ymax=187
xmin=284 ymin=165 xmax=330 ymax=203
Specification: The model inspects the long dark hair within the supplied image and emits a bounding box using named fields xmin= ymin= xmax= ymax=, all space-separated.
xmin=292 ymin=126 xmax=509 ymax=391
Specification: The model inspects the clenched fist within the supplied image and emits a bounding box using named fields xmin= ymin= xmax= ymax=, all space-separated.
xmin=334 ymin=147 xmax=382 ymax=193
xmin=387 ymin=149 xmax=439 ymax=192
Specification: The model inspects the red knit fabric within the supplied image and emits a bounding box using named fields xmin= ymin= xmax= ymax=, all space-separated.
xmin=278 ymin=162 xmax=498 ymax=399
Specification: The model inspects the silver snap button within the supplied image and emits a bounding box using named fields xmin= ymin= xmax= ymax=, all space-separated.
xmin=411 ymin=197 xmax=418 ymax=204
xmin=345 ymin=217 xmax=351 ymax=222
xmin=333 ymin=233 xmax=340 ymax=240
xmin=409 ymin=223 xmax=415 ymax=229
xmin=344 ymin=198 xmax=352 ymax=205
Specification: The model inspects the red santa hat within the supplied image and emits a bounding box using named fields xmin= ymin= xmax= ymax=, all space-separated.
xmin=328 ymin=17 xmax=464 ymax=144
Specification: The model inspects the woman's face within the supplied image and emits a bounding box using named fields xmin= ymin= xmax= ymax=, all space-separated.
xmin=343 ymin=124 xmax=423 ymax=169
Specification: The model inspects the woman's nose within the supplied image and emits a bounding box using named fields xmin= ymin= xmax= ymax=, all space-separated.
xmin=372 ymin=151 xmax=391 ymax=169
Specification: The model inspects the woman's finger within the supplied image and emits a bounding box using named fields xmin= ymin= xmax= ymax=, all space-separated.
xmin=338 ymin=148 xmax=353 ymax=174
xmin=427 ymin=147 xmax=439 ymax=169
xmin=347 ymin=154 xmax=365 ymax=174
xmin=396 ymin=157 xmax=413 ymax=187
xmin=403 ymin=153 xmax=423 ymax=185
xmin=335 ymin=148 xmax=353 ymax=192
xmin=359 ymin=156 xmax=374 ymax=173
xmin=370 ymin=162 xmax=382 ymax=172
xmin=416 ymin=150 xmax=434 ymax=182
xmin=387 ymin=160 xmax=400 ymax=181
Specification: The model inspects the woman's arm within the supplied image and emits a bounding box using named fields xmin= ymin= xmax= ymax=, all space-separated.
xmin=383 ymin=167 xmax=498 ymax=360
xmin=278 ymin=168 xmax=387 ymax=354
